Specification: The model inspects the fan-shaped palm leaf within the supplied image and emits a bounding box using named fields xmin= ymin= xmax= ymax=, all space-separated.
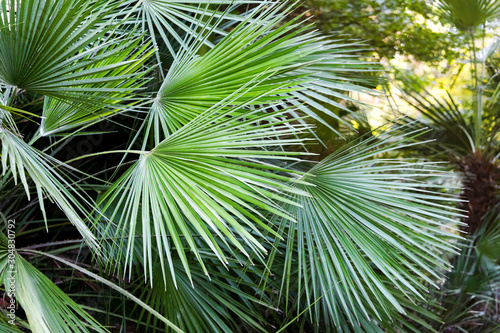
xmin=99 ymin=96 xmax=313 ymax=285
xmin=131 ymin=256 xmax=269 ymax=332
xmin=434 ymin=0 xmax=500 ymax=31
xmin=266 ymin=124 xmax=463 ymax=328
xmin=0 ymin=0 xmax=152 ymax=104
xmin=394 ymin=75 xmax=476 ymax=158
xmin=0 ymin=118 xmax=98 ymax=249
xmin=146 ymin=3 xmax=318 ymax=139
xmin=146 ymin=5 xmax=380 ymax=144
xmin=119 ymin=0 xmax=268 ymax=59
xmin=284 ymin=39 xmax=383 ymax=133
xmin=39 ymin=38 xmax=153 ymax=136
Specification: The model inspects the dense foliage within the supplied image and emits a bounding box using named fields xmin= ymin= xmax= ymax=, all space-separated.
xmin=0 ymin=0 xmax=497 ymax=332
xmin=298 ymin=0 xmax=462 ymax=62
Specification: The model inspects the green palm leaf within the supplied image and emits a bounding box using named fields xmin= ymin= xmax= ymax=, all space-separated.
xmin=120 ymin=0 xmax=267 ymax=59
xmin=267 ymin=124 xmax=464 ymax=328
xmin=145 ymin=3 xmax=380 ymax=140
xmin=99 ymin=96 xmax=313 ymax=285
xmin=0 ymin=0 xmax=472 ymax=331
xmin=434 ymin=0 xmax=500 ymax=30
xmin=0 ymin=322 xmax=21 ymax=333
xmin=39 ymin=38 xmax=153 ymax=136
xmin=284 ymin=38 xmax=383 ymax=134
xmin=0 ymin=0 xmax=152 ymax=104
xmin=132 ymin=256 xmax=269 ymax=332
xmin=146 ymin=3 xmax=318 ymax=139
xmin=0 ymin=119 xmax=98 ymax=249
xmin=0 ymin=235 xmax=108 ymax=333
xmin=395 ymin=74 xmax=476 ymax=158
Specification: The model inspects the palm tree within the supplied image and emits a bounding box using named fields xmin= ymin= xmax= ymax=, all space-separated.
xmin=0 ymin=0 xmax=462 ymax=332
xmin=392 ymin=0 xmax=500 ymax=330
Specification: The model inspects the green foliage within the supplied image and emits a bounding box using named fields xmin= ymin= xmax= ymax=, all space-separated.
xmin=0 ymin=0 xmax=151 ymax=104
xmin=99 ymin=99 xmax=311 ymax=284
xmin=300 ymin=0 xmax=461 ymax=62
xmin=147 ymin=4 xmax=318 ymax=137
xmin=435 ymin=0 xmax=500 ymax=31
xmin=0 ymin=0 xmax=466 ymax=332
xmin=391 ymin=0 xmax=500 ymax=330
xmin=0 ymin=235 xmax=107 ymax=333
xmin=422 ymin=208 xmax=500 ymax=332
xmin=0 ymin=112 xmax=99 ymax=250
xmin=131 ymin=257 xmax=269 ymax=332
xmin=265 ymin=125 xmax=463 ymax=330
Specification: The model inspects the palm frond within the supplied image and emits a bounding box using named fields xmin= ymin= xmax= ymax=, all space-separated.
xmin=266 ymin=123 xmax=464 ymax=328
xmin=0 ymin=235 xmax=107 ymax=333
xmin=434 ymin=0 xmax=500 ymax=30
xmin=284 ymin=38 xmax=383 ymax=134
xmin=394 ymin=74 xmax=476 ymax=158
xmin=39 ymin=37 xmax=153 ymax=136
xmin=0 ymin=0 xmax=152 ymax=104
xmin=119 ymin=0 xmax=268 ymax=60
xmin=146 ymin=2 xmax=319 ymax=139
xmin=99 ymin=96 xmax=312 ymax=285
xmin=130 ymin=255 xmax=269 ymax=332
xmin=147 ymin=4 xmax=381 ymax=140
xmin=430 ymin=208 xmax=500 ymax=331
xmin=0 ymin=119 xmax=98 ymax=250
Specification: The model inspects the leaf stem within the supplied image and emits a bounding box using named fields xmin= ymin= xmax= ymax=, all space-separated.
xmin=470 ymin=29 xmax=482 ymax=151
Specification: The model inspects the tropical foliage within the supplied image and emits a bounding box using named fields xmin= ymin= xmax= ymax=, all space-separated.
xmin=391 ymin=0 xmax=500 ymax=330
xmin=0 ymin=0 xmax=488 ymax=332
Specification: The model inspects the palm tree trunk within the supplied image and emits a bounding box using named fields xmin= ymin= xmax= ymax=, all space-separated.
xmin=456 ymin=152 xmax=499 ymax=234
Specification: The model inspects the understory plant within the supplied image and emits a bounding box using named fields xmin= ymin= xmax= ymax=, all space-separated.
xmin=394 ymin=0 xmax=500 ymax=330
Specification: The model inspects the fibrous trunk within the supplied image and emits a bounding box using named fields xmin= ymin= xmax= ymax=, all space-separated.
xmin=456 ymin=152 xmax=499 ymax=234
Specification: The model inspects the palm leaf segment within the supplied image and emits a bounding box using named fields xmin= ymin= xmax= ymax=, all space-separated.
xmin=121 ymin=0 xmax=267 ymax=59
xmin=269 ymin=125 xmax=464 ymax=328
xmin=0 ymin=0 xmax=465 ymax=331
xmin=0 ymin=111 xmax=98 ymax=250
xmin=0 ymin=0 xmax=154 ymax=136
xmin=40 ymin=38 xmax=153 ymax=136
xmin=131 ymin=255 xmax=269 ymax=332
xmin=147 ymin=3 xmax=381 ymax=139
xmin=434 ymin=0 xmax=500 ymax=31
xmin=100 ymin=98 xmax=312 ymax=285
xmin=395 ymin=77 xmax=474 ymax=157
xmin=285 ymin=39 xmax=382 ymax=133
xmin=147 ymin=3 xmax=319 ymax=139
xmin=0 ymin=235 xmax=108 ymax=333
